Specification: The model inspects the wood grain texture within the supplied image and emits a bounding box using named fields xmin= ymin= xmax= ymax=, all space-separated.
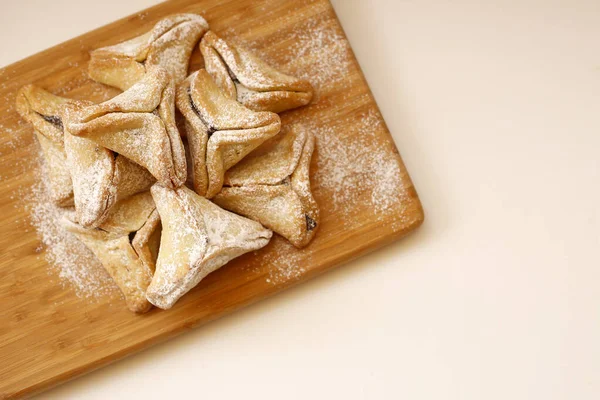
xmin=0 ymin=0 xmax=424 ymax=398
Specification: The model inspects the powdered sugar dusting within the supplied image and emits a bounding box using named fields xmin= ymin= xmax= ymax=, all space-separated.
xmin=240 ymin=12 xmax=351 ymax=97
xmin=259 ymin=237 xmax=311 ymax=284
xmin=261 ymin=109 xmax=409 ymax=285
xmin=283 ymin=17 xmax=351 ymax=90
xmin=232 ymin=10 xmax=410 ymax=283
xmin=0 ymin=118 xmax=25 ymax=154
xmin=7 ymin=6 xmax=412 ymax=296
xmin=314 ymin=109 xmax=407 ymax=219
xmin=222 ymin=10 xmax=403 ymax=231
xmin=27 ymin=172 xmax=118 ymax=299
xmin=148 ymin=185 xmax=271 ymax=308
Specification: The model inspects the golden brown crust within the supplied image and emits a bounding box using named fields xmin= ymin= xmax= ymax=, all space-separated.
xmin=89 ymin=14 xmax=209 ymax=91
xmin=147 ymin=184 xmax=272 ymax=309
xmin=63 ymin=125 xmax=156 ymax=228
xmin=63 ymin=66 xmax=187 ymax=189
xmin=62 ymin=191 xmax=161 ymax=313
xmin=99 ymin=191 xmax=156 ymax=235
xmin=16 ymin=84 xmax=69 ymax=145
xmin=175 ymin=69 xmax=281 ymax=198
xmin=35 ymin=131 xmax=74 ymax=207
xmin=213 ymin=128 xmax=319 ymax=248
xmin=114 ymin=156 xmax=156 ymax=202
xmin=16 ymin=13 xmax=322 ymax=314
xmin=63 ymin=123 xmax=117 ymax=228
xmin=63 ymin=218 xmax=154 ymax=314
xmin=15 ymin=85 xmax=74 ymax=206
xmin=200 ymin=31 xmax=313 ymax=113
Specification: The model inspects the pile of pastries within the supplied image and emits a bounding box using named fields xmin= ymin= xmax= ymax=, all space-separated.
xmin=17 ymin=14 xmax=319 ymax=313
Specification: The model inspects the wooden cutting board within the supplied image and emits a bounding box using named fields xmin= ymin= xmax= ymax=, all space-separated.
xmin=0 ymin=0 xmax=424 ymax=397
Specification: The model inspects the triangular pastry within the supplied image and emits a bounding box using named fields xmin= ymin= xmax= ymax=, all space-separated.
xmin=63 ymin=128 xmax=116 ymax=227
xmin=175 ymin=69 xmax=281 ymax=198
xmin=63 ymin=124 xmax=155 ymax=228
xmin=16 ymin=84 xmax=67 ymax=146
xmin=89 ymin=13 xmax=209 ymax=91
xmin=16 ymin=85 xmax=73 ymax=206
xmin=63 ymin=66 xmax=187 ymax=189
xmin=62 ymin=192 xmax=159 ymax=313
xmin=102 ymin=192 xmax=162 ymax=276
xmin=200 ymin=31 xmax=313 ymax=113
xmin=147 ymin=184 xmax=272 ymax=309
xmin=213 ymin=128 xmax=319 ymax=248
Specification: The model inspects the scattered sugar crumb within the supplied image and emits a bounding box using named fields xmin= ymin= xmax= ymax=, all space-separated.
xmin=25 ymin=156 xmax=118 ymax=299
xmin=239 ymin=10 xmax=407 ymax=224
xmin=262 ymin=110 xmax=409 ymax=284
xmin=261 ymin=238 xmax=312 ymax=284
xmin=284 ymin=17 xmax=351 ymax=91
xmin=305 ymin=108 xmax=408 ymax=221
xmin=240 ymin=11 xmax=351 ymax=100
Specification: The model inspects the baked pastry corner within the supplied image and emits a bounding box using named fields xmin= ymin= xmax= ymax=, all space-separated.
xmin=200 ymin=31 xmax=313 ymax=113
xmin=213 ymin=127 xmax=319 ymax=248
xmin=62 ymin=191 xmax=159 ymax=313
xmin=16 ymin=85 xmax=74 ymax=206
xmin=63 ymin=66 xmax=187 ymax=190
xmin=176 ymin=69 xmax=281 ymax=198
xmin=89 ymin=13 xmax=209 ymax=90
xmin=147 ymin=184 xmax=272 ymax=309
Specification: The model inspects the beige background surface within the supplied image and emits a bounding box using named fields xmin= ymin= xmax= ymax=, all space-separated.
xmin=2 ymin=0 xmax=599 ymax=398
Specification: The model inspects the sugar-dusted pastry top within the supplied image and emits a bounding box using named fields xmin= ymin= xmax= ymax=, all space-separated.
xmin=214 ymin=127 xmax=319 ymax=248
xmin=147 ymin=184 xmax=272 ymax=309
xmin=18 ymin=12 xmax=320 ymax=313
xmin=16 ymin=84 xmax=69 ymax=145
xmin=62 ymin=192 xmax=158 ymax=313
xmin=16 ymin=85 xmax=74 ymax=206
xmin=176 ymin=69 xmax=281 ymax=198
xmin=63 ymin=66 xmax=186 ymax=190
xmin=89 ymin=13 xmax=209 ymax=91
xmin=201 ymin=31 xmax=313 ymax=113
